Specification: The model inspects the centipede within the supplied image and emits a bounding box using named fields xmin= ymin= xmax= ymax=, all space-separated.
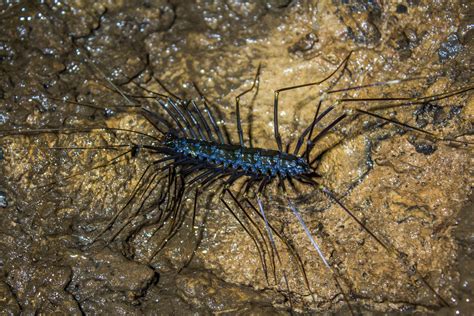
xmin=0 ymin=1 xmax=472 ymax=314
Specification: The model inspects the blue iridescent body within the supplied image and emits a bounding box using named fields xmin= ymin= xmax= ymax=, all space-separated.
xmin=164 ymin=135 xmax=311 ymax=177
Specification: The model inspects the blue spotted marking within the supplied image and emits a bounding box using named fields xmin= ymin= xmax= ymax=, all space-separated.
xmin=164 ymin=136 xmax=311 ymax=177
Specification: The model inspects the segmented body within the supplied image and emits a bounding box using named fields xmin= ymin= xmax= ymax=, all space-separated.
xmin=1 ymin=2 xmax=473 ymax=315
xmin=164 ymin=135 xmax=311 ymax=177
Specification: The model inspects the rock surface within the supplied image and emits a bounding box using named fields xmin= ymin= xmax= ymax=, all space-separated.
xmin=0 ymin=0 xmax=472 ymax=314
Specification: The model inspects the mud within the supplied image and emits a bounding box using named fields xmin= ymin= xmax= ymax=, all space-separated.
xmin=0 ymin=0 xmax=473 ymax=314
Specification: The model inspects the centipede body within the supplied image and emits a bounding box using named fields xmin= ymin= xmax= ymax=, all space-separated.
xmin=0 ymin=1 xmax=473 ymax=314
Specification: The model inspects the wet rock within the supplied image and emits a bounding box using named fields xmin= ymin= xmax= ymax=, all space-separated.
xmin=6 ymin=261 xmax=80 ymax=314
xmin=266 ymin=0 xmax=293 ymax=9
xmin=0 ymin=1 xmax=472 ymax=314
xmin=91 ymin=248 xmax=156 ymax=292
xmin=414 ymin=102 xmax=461 ymax=128
xmin=453 ymin=195 xmax=474 ymax=315
xmin=346 ymin=20 xmax=381 ymax=46
xmin=65 ymin=248 xmax=156 ymax=313
xmin=288 ymin=32 xmax=320 ymax=57
xmin=408 ymin=137 xmax=437 ymax=155
xmin=0 ymin=280 xmax=20 ymax=315
xmin=389 ymin=30 xmax=412 ymax=60
xmin=0 ymin=112 xmax=7 ymax=125
xmin=396 ymin=4 xmax=408 ymax=14
xmin=176 ymin=269 xmax=286 ymax=314
xmin=68 ymin=248 xmax=155 ymax=295
xmin=318 ymin=134 xmax=373 ymax=196
xmin=0 ymin=40 xmax=16 ymax=63
xmin=333 ymin=0 xmax=383 ymax=46
xmin=334 ymin=0 xmax=382 ymax=13
xmin=438 ymin=33 xmax=463 ymax=62
xmin=0 ymin=191 xmax=7 ymax=208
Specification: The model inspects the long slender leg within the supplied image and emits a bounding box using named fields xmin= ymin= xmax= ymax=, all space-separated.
xmin=109 ymin=170 xmax=165 ymax=242
xmin=220 ymin=189 xmax=270 ymax=283
xmin=153 ymin=76 xmax=182 ymax=100
xmin=303 ymin=96 xmax=472 ymax=166
xmin=161 ymin=167 xmax=175 ymax=223
xmin=159 ymin=185 xmax=187 ymax=239
xmin=6 ymin=145 xmax=138 ymax=222
xmin=84 ymin=58 xmax=137 ymax=107
xmin=293 ymin=100 xmax=322 ymax=156
xmin=137 ymin=107 xmax=172 ymax=135
xmin=192 ymin=82 xmax=227 ymax=144
xmin=320 ymin=185 xmax=449 ymax=307
xmin=167 ymin=99 xmax=200 ymax=139
xmin=187 ymin=169 xmax=217 ymax=186
xmin=339 ymin=85 xmax=474 ymax=111
xmin=192 ymin=188 xmax=199 ymax=230
xmin=157 ymin=99 xmax=191 ymax=138
xmin=255 ymin=177 xmax=295 ymax=308
xmin=180 ymin=163 xmax=207 ymax=177
xmin=226 ymin=189 xmax=275 ymax=283
xmin=354 ymin=109 xmax=472 ymax=145
xmin=190 ymin=100 xmax=215 ymax=142
xmin=294 ymin=60 xmax=438 ymax=160
xmin=242 ymin=177 xmax=260 ymax=196
xmin=222 ymin=171 xmax=246 ymax=188
xmin=247 ymin=193 xmax=278 ymax=282
xmin=287 ymin=198 xmax=353 ymax=313
xmin=307 ymin=104 xmax=472 ymax=167
xmin=90 ymin=163 xmax=155 ymax=243
xmin=148 ymin=170 xmax=180 ymax=241
xmin=244 ymin=197 xmax=314 ymax=299
xmin=43 ymin=91 xmax=174 ymax=136
xmin=130 ymin=80 xmax=169 ymax=99
xmin=179 ymin=100 xmax=207 ymax=140
xmin=178 ymin=188 xmax=208 ymax=272
xmin=89 ymin=157 xmax=173 ymax=243
xmin=38 ymin=147 xmax=135 ymax=190
xmin=255 ymin=178 xmax=277 ymax=258
xmin=288 ymin=201 xmax=330 ymax=266
xmin=203 ymin=99 xmax=226 ymax=144
xmin=327 ymin=76 xmax=428 ymax=95
xmin=304 ymin=113 xmax=347 ymax=161
xmin=0 ymin=126 xmax=161 ymax=142
xmin=149 ymin=176 xmax=188 ymax=261
xmin=112 ymin=81 xmax=180 ymax=134
xmin=273 ymin=52 xmax=352 ymax=152
xmin=235 ymin=64 xmax=261 ymax=147
xmin=164 ymin=175 xmax=188 ymax=242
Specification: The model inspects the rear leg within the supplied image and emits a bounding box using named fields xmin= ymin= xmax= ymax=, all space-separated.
xmin=220 ymin=188 xmax=271 ymax=284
